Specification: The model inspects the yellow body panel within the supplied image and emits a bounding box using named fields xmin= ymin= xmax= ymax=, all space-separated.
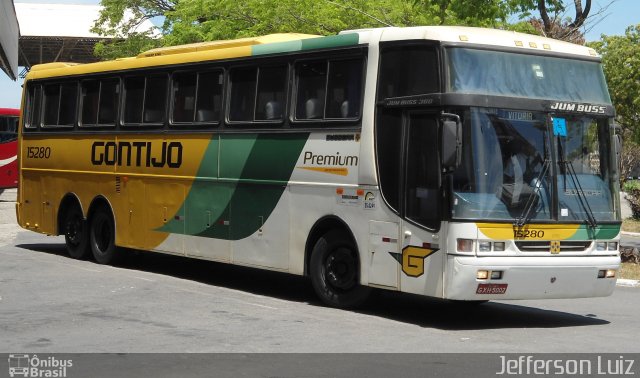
xmin=19 ymin=134 xmax=212 ymax=249
xmin=477 ymin=223 xmax=580 ymax=240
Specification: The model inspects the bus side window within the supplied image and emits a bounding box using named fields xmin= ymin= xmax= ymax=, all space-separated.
xmin=295 ymin=61 xmax=326 ymax=120
xmin=98 ymin=79 xmax=119 ymax=125
xmin=228 ymin=65 xmax=286 ymax=124
xmin=326 ymin=58 xmax=362 ymax=119
xmin=172 ymin=71 xmax=198 ymax=123
xmin=172 ymin=70 xmax=222 ymax=125
xmin=124 ymin=77 xmax=145 ymax=124
xmin=82 ymin=78 xmax=119 ymax=127
xmin=144 ymin=75 xmax=168 ymax=123
xmin=255 ymin=65 xmax=287 ymax=121
xmin=43 ymin=82 xmax=77 ymax=128
xmin=229 ymin=67 xmax=257 ymax=122
xmin=124 ymin=75 xmax=167 ymax=125
xmin=195 ymin=71 xmax=222 ymax=123
xmin=295 ymin=57 xmax=363 ymax=122
xmin=25 ymin=84 xmax=42 ymax=129
xmin=81 ymin=80 xmax=100 ymax=126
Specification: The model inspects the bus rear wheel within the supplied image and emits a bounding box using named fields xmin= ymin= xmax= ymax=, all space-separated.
xmin=310 ymin=230 xmax=371 ymax=308
xmin=63 ymin=204 xmax=89 ymax=259
xmin=89 ymin=206 xmax=120 ymax=265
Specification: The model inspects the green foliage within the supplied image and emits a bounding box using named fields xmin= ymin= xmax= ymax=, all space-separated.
xmin=588 ymin=25 xmax=640 ymax=143
xmin=623 ymin=180 xmax=640 ymax=193
xmin=93 ymin=0 xmax=547 ymax=59
xmin=626 ymin=186 xmax=640 ymax=220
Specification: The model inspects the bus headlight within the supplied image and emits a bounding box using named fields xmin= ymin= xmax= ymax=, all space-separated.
xmin=493 ymin=242 xmax=506 ymax=251
xmin=477 ymin=270 xmax=489 ymax=279
xmin=478 ymin=241 xmax=491 ymax=252
xmin=457 ymin=239 xmax=474 ymax=252
xmin=598 ymin=269 xmax=616 ymax=278
xmin=595 ymin=242 xmax=606 ymax=251
xmin=607 ymin=242 xmax=618 ymax=251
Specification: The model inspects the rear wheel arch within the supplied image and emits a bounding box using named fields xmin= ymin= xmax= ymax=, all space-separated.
xmin=57 ymin=193 xmax=84 ymax=235
xmin=87 ymin=196 xmax=115 ymax=226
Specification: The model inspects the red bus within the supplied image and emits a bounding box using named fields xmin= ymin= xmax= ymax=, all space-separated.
xmin=0 ymin=108 xmax=19 ymax=189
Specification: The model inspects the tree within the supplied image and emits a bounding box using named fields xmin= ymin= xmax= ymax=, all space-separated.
xmin=91 ymin=0 xmax=174 ymax=59
xmin=588 ymin=25 xmax=640 ymax=184
xmin=92 ymin=0 xmax=545 ymax=58
xmin=588 ymin=25 xmax=640 ymax=141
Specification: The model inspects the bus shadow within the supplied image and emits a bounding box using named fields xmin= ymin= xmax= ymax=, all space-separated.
xmin=17 ymin=242 xmax=610 ymax=331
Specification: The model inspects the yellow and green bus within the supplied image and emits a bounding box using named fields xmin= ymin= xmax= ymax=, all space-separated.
xmin=17 ymin=26 xmax=621 ymax=307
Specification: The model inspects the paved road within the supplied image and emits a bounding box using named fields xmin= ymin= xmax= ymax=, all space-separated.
xmin=0 ymin=191 xmax=639 ymax=355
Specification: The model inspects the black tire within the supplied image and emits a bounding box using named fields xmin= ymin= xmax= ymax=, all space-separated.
xmin=63 ymin=204 xmax=90 ymax=259
xmin=89 ymin=206 xmax=120 ymax=265
xmin=310 ymin=229 xmax=371 ymax=308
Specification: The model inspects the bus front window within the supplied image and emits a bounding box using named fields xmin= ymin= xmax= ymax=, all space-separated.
xmin=452 ymin=108 xmax=553 ymax=221
xmin=555 ymin=115 xmax=618 ymax=222
xmin=452 ymin=108 xmax=618 ymax=223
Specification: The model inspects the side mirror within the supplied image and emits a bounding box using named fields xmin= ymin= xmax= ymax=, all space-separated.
xmin=441 ymin=116 xmax=462 ymax=171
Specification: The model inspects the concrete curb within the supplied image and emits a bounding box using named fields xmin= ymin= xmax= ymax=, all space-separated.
xmin=621 ymin=231 xmax=640 ymax=237
xmin=617 ymin=279 xmax=640 ymax=288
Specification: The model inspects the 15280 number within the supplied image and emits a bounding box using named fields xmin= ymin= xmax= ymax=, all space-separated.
xmin=27 ymin=146 xmax=51 ymax=159
xmin=513 ymin=229 xmax=545 ymax=238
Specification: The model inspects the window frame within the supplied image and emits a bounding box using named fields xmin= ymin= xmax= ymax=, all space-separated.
xmin=122 ymin=73 xmax=169 ymax=127
xmin=225 ymin=63 xmax=289 ymax=127
xmin=291 ymin=55 xmax=366 ymax=125
xmin=376 ymin=40 xmax=442 ymax=102
xmin=170 ymin=68 xmax=224 ymax=128
xmin=79 ymin=77 xmax=120 ymax=128
xmin=41 ymin=81 xmax=79 ymax=129
xmin=24 ymin=83 xmax=43 ymax=130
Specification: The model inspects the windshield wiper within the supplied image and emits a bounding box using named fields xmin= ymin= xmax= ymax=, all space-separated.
xmin=561 ymin=160 xmax=598 ymax=228
xmin=557 ymin=135 xmax=598 ymax=228
xmin=515 ymin=159 xmax=550 ymax=227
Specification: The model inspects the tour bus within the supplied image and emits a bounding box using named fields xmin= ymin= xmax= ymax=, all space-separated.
xmin=0 ymin=108 xmax=19 ymax=189
xmin=17 ymin=26 xmax=620 ymax=308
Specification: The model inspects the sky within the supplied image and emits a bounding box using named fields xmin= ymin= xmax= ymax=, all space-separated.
xmin=1 ymin=0 xmax=639 ymax=109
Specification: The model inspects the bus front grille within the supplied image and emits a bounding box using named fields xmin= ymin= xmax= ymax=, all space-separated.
xmin=515 ymin=241 xmax=592 ymax=252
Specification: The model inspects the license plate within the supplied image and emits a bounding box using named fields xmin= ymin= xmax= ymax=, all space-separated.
xmin=476 ymin=283 xmax=508 ymax=294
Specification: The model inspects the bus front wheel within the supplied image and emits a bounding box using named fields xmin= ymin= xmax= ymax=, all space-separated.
xmin=89 ymin=206 xmax=120 ymax=265
xmin=310 ymin=230 xmax=371 ymax=308
xmin=63 ymin=204 xmax=89 ymax=259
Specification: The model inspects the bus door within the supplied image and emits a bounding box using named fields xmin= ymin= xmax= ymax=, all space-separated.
xmin=398 ymin=112 xmax=444 ymax=296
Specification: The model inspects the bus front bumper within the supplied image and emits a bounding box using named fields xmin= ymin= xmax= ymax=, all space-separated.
xmin=445 ymin=255 xmax=620 ymax=301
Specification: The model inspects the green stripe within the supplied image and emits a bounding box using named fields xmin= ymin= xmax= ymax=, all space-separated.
xmin=300 ymin=33 xmax=359 ymax=51
xmin=251 ymin=33 xmax=359 ymax=56
xmin=252 ymin=40 xmax=303 ymax=56
xmin=568 ymin=224 xmax=621 ymax=240
xmin=160 ymin=133 xmax=310 ymax=240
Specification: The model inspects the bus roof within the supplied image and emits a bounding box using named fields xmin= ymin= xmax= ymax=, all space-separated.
xmin=343 ymin=26 xmax=598 ymax=58
xmin=24 ymin=26 xmax=598 ymax=81
xmin=24 ymin=32 xmax=359 ymax=80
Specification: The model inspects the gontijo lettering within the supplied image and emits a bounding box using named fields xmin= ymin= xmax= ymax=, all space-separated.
xmin=91 ymin=141 xmax=183 ymax=168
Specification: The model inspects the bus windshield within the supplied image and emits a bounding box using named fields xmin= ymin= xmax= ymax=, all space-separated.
xmin=447 ymin=47 xmax=611 ymax=104
xmin=452 ymin=108 xmax=618 ymax=223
